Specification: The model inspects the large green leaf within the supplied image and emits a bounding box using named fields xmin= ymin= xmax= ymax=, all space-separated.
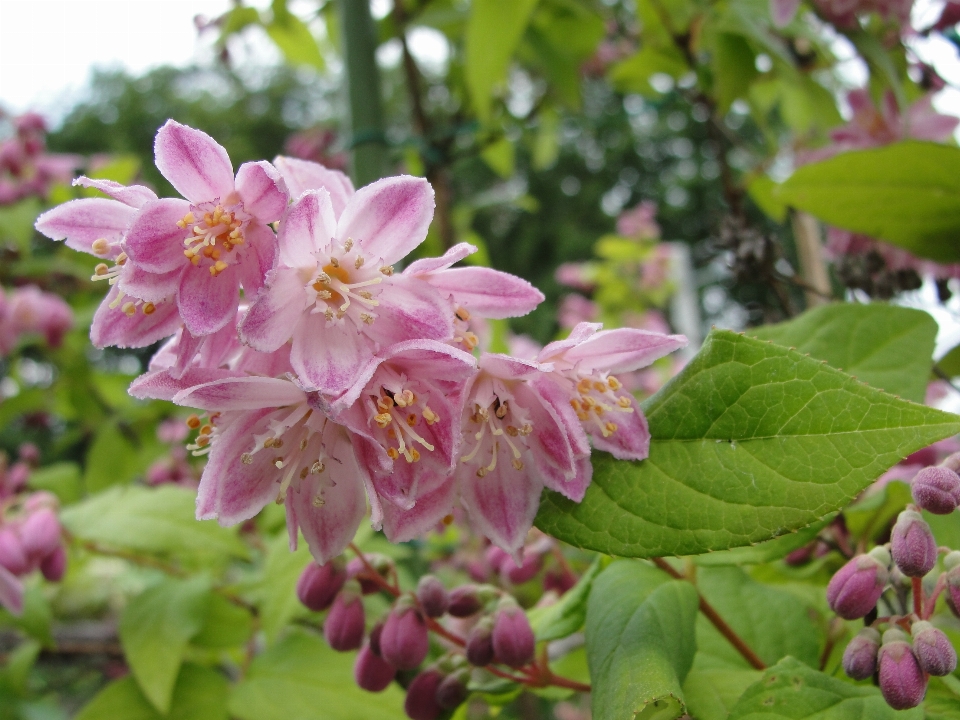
xmin=726 ymin=656 xmax=920 ymax=719
xmin=529 ymin=556 xmax=606 ymax=642
xmin=256 ymin=532 xmax=312 ymax=643
xmin=586 ymin=561 xmax=699 ymax=720
xmin=536 ymin=329 xmax=960 ymax=558
xmin=118 ymin=577 xmax=211 ymax=714
xmin=682 ymin=666 xmax=762 ymax=720
xmin=777 ymin=141 xmax=960 ymax=263
xmin=61 ymin=485 xmax=249 ymax=561
xmin=228 ymin=629 xmax=407 ymax=720
xmin=749 ymin=303 xmax=937 ymax=403
xmin=265 ymin=0 xmax=324 ymax=70
xmin=465 ymin=0 xmax=539 ymax=123
xmin=75 ymin=663 xmax=228 ymax=720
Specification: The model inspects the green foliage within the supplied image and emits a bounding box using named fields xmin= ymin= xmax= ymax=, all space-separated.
xmin=586 ymin=561 xmax=699 ymax=720
xmin=693 ymin=518 xmax=829 ymax=566
xmin=266 ymin=0 xmax=325 ymax=70
xmin=228 ymin=629 xmax=408 ymax=720
xmin=749 ymin=303 xmax=938 ymax=403
xmin=529 ymin=556 xmax=607 ymax=641
xmin=255 ymin=532 xmax=312 ymax=643
xmin=778 ymin=142 xmax=960 ymax=263
xmin=536 ymin=329 xmax=960 ymax=557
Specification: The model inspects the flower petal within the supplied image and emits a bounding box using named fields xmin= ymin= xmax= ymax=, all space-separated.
xmin=337 ymin=176 xmax=434 ymax=265
xmin=0 ymin=565 xmax=23 ymax=615
xmin=128 ymin=367 xmax=246 ymax=401
xmin=424 ymin=267 xmax=544 ymax=319
xmin=459 ymin=463 xmax=543 ymax=556
xmin=381 ymin=477 xmax=456 ymax=543
xmin=293 ymin=313 xmax=372 ymax=395
xmin=239 ymin=266 xmax=308 ymax=352
xmin=173 ymin=376 xmax=307 ymax=411
xmin=234 ymin=221 xmax=278 ymax=297
xmin=588 ymin=395 xmax=651 ymax=461
xmin=154 ymin=120 xmax=235 ymax=204
xmin=364 ymin=276 xmax=453 ymax=347
xmin=124 ymin=197 xmax=192 ymax=273
xmin=561 ymin=327 xmax=688 ymax=374
xmin=178 ymin=264 xmax=240 ymax=336
xmin=274 ymin=156 xmax=355 ymax=217
xmin=403 ymin=242 xmax=477 ymax=276
xmin=91 ymin=286 xmax=182 ymax=349
xmin=278 ymin=189 xmax=336 ymax=268
xmin=235 ymin=160 xmax=288 ymax=222
xmin=73 ymin=176 xmax=158 ymax=208
xmin=35 ymin=198 xmax=136 ymax=255
xmin=117 ymin=264 xmax=180 ymax=303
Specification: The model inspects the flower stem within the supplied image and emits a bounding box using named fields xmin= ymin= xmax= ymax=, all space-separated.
xmin=912 ymin=576 xmax=924 ymax=617
xmin=652 ymin=557 xmax=766 ymax=670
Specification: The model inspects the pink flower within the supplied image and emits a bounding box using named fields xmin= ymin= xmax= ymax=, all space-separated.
xmin=616 ymin=201 xmax=661 ymax=240
xmin=239 ymin=182 xmax=453 ymax=395
xmin=537 ymin=322 xmax=687 ymax=463
xmin=122 ymin=121 xmax=288 ymax=337
xmin=273 ymin=155 xmax=355 ymax=218
xmin=558 ymin=294 xmax=599 ymax=330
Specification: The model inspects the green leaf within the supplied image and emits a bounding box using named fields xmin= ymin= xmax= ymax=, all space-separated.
xmin=536 ymin=329 xmax=960 ymax=558
xmin=229 ymin=629 xmax=408 ymax=720
xmin=748 ymin=303 xmax=937 ymax=403
xmin=693 ymin=517 xmax=829 ymax=566
xmin=0 ymin=640 xmax=41 ymax=696
xmin=219 ymin=5 xmax=261 ymax=42
xmin=192 ymin=593 xmax=254 ymax=650
xmin=82 ymin=421 xmax=144 ymax=492
xmin=926 ymin=676 xmax=960 ymax=719
xmin=0 ymin=584 xmax=54 ymax=647
xmin=608 ymin=46 xmax=689 ymax=97
xmin=28 ymin=462 xmax=83 ymax=505
xmin=119 ymin=577 xmax=211 ymax=713
xmin=465 ymin=0 xmax=539 ymax=123
xmin=586 ymin=561 xmax=699 ymax=720
xmin=727 ymin=656 xmax=918 ymax=719
xmin=711 ymin=33 xmax=757 ymax=114
xmin=481 ymin=136 xmax=516 ymax=178
xmin=936 ymin=342 xmax=960 ymax=378
xmin=747 ymin=175 xmax=788 ymax=223
xmin=529 ymin=557 xmax=606 ymax=641
xmin=777 ymin=141 xmax=960 ymax=263
xmin=682 ymin=667 xmax=762 ymax=720
xmin=75 ymin=663 xmax=229 ymax=720
xmin=266 ymin=0 xmax=324 ymax=70
xmin=256 ymin=532 xmax=312 ymax=643
xmin=844 ymin=481 xmax=912 ymax=541
xmin=696 ymin=567 xmax=820 ymax=668
xmin=61 ymin=485 xmax=249 ymax=561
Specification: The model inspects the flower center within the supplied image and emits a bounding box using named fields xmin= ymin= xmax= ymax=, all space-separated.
xmin=177 ymin=204 xmax=247 ymax=277
xmin=461 ymin=396 xmax=532 ymax=477
xmin=309 ymin=240 xmax=386 ymax=325
xmin=369 ymin=384 xmax=438 ymax=463
xmin=569 ymin=373 xmax=633 ymax=437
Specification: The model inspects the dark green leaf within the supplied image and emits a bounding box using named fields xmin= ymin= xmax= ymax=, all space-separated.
xmin=608 ymin=46 xmax=689 ymax=97
xmin=192 ymin=593 xmax=254 ymax=650
xmin=682 ymin=667 xmax=762 ymax=720
xmin=711 ymin=33 xmax=757 ymax=113
xmin=118 ymin=577 xmax=211 ymax=713
xmin=777 ymin=142 xmax=960 ymax=263
xmin=228 ymin=629 xmax=407 ymax=720
xmin=529 ymin=557 xmax=607 ymax=641
xmin=536 ymin=330 xmax=960 ymax=558
xmin=749 ymin=303 xmax=937 ymax=403
xmin=693 ymin=517 xmax=830 ymax=566
xmin=586 ymin=561 xmax=699 ymax=720
xmin=28 ymin=462 xmax=83 ymax=505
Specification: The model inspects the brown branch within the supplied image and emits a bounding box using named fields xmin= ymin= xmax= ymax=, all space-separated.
xmin=652 ymin=558 xmax=767 ymax=670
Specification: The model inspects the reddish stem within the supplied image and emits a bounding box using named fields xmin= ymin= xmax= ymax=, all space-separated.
xmin=922 ymin=575 xmax=946 ymax=619
xmin=912 ymin=576 xmax=924 ymax=618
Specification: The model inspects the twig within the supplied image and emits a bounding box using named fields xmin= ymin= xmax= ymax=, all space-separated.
xmin=652 ymin=558 xmax=767 ymax=670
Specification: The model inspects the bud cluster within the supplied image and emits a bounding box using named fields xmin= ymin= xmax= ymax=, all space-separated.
xmin=297 ymin=550 xmax=544 ymax=719
xmin=0 ymin=112 xmax=80 ymax=206
xmin=828 ymin=460 xmax=960 ymax=710
xmin=0 ymin=284 xmax=73 ymax=358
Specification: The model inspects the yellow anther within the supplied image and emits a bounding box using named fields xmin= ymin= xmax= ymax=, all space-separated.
xmin=329 ymin=256 xmax=339 ymax=268
xmin=360 ymin=313 xmax=375 ymax=324
xmin=343 ymin=238 xmax=354 ymax=251
xmin=186 ymin=415 xmax=201 ymax=429
xmin=410 ymin=448 xmax=421 ymax=462
xmin=91 ymin=238 xmax=110 ymax=255
xmin=374 ymin=413 xmax=392 ymax=429
xmin=143 ymin=302 xmax=156 ymax=315
xmin=476 ymin=467 xmax=487 ymax=478
xmin=455 ymin=307 xmax=471 ymax=322
xmin=116 ymin=252 xmax=128 ymax=265
xmin=355 ymin=256 xmax=365 ymax=269
xmin=422 ymin=407 xmax=438 ymax=425
xmin=94 ymin=263 xmax=110 ymax=276
xmin=380 ymin=265 xmax=394 ymax=276
xmin=406 ymin=413 xmax=418 ymax=427
xmin=240 ymin=453 xmax=253 ymax=465
xmin=122 ymin=301 xmax=136 ymax=316
xmin=263 ymin=437 xmax=275 ymax=448
xmin=199 ymin=424 xmax=212 ymax=435
xmin=607 ymin=376 xmax=622 ymax=390
xmin=312 ymin=495 xmax=326 ymax=507
xmin=196 ymin=435 xmax=210 ymax=447
xmin=603 ymin=421 xmax=618 ymax=436
xmin=311 ymin=461 xmax=325 ymax=474
xmin=387 ymin=447 xmax=399 ymax=459
xmin=209 ymin=260 xmax=229 ymax=277
xmin=273 ymin=457 xmax=284 ymax=469
xmin=512 ymin=459 xmax=524 ymax=470
xmin=617 ymin=396 xmax=632 ymax=408
xmin=506 ymin=426 xmax=519 ymax=437
xmin=593 ymin=381 xmax=607 ymax=392
xmin=299 ymin=467 xmax=309 ymax=479
xmin=495 ymin=402 xmax=508 ymax=419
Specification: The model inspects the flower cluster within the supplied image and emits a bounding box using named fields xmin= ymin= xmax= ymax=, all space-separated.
xmin=827 ymin=461 xmax=960 ymax=709
xmin=771 ymin=0 xmax=914 ymax=28
xmin=0 ymin=446 xmax=68 ymax=614
xmin=35 ymin=121 xmax=687 ymax=564
xmin=0 ymin=284 xmax=74 ymax=357
xmin=0 ymin=112 xmax=80 ymax=206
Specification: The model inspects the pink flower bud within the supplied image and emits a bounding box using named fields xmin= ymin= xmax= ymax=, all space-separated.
xmin=891 ymin=510 xmax=938 ymax=577
xmin=826 ymin=547 xmax=890 ymax=619
xmin=354 ymin=641 xmax=396 ymax=692
xmin=492 ymin=601 xmax=535 ymax=668
xmin=911 ymin=621 xmax=957 ymax=676
xmin=19 ymin=508 xmax=60 ymax=561
xmin=369 ymin=619 xmax=384 ymax=656
xmin=404 ymin=670 xmax=444 ymax=720
xmin=945 ymin=552 xmax=960 ymax=612
xmin=17 ymin=444 xmax=39 ymax=465
xmin=347 ymin=555 xmax=388 ymax=594
xmin=502 ymin=553 xmax=543 ymax=585
xmin=296 ymin=561 xmax=346 ymax=612
xmin=435 ymin=671 xmax=469 ymax=710
xmin=878 ymin=630 xmax=927 ymax=710
xmin=911 ymin=466 xmax=960 ymax=515
xmin=0 ymin=529 xmax=28 ymax=575
xmin=380 ymin=602 xmax=429 ymax=670
xmin=842 ymin=627 xmax=880 ymax=680
xmin=416 ymin=576 xmax=448 ymax=618
xmin=5 ymin=463 xmax=29 ymax=493
xmin=543 ymin=567 xmax=577 ymax=595
xmin=466 ymin=618 xmax=494 ymax=666
xmin=40 ymin=546 xmax=66 ymax=582
xmin=484 ymin=546 xmax=509 ymax=573
xmin=448 ymin=585 xmax=483 ymax=617
xmin=323 ymin=584 xmax=365 ymax=652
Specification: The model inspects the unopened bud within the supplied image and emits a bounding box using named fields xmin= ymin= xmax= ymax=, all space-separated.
xmin=878 ymin=629 xmax=927 ymax=710
xmin=891 ymin=510 xmax=938 ymax=577
xmin=0 ymin=529 xmax=28 ymax=575
xmin=544 ymin=567 xmax=577 ymax=595
xmin=465 ymin=617 xmax=494 ymax=666
xmin=296 ymin=561 xmax=346 ymax=612
xmin=826 ymin=547 xmax=890 ymax=619
xmin=417 ymin=576 xmax=449 ymax=618
xmin=354 ymin=641 xmax=396 ymax=692
xmin=380 ymin=601 xmax=429 ymax=670
xmin=40 ymin=546 xmax=66 ymax=582
xmin=842 ymin=627 xmax=880 ymax=680
xmin=435 ymin=670 xmax=469 ymax=710
xmin=502 ymin=553 xmax=543 ymax=585
xmin=404 ymin=669 xmax=444 ymax=720
xmin=911 ymin=621 xmax=957 ymax=676
xmin=911 ymin=466 xmax=960 ymax=515
xmin=19 ymin=508 xmax=60 ymax=561
xmin=347 ymin=555 xmax=390 ymax=594
xmin=368 ymin=619 xmax=384 ymax=656
xmin=448 ymin=585 xmax=483 ymax=617
xmin=323 ymin=583 xmax=365 ymax=652
xmin=484 ymin=546 xmax=509 ymax=574
xmin=945 ymin=552 xmax=960 ymax=613
xmin=492 ymin=600 xmax=535 ymax=668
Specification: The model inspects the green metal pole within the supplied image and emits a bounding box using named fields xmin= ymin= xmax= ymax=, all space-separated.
xmin=338 ymin=0 xmax=387 ymax=186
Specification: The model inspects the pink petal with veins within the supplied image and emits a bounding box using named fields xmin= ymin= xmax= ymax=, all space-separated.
xmin=124 ymin=197 xmax=192 ymax=273
xmin=154 ymin=120 xmax=235 ymax=204
xmin=235 ymin=160 xmax=288 ymax=223
xmin=274 ymin=155 xmax=355 ymax=217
